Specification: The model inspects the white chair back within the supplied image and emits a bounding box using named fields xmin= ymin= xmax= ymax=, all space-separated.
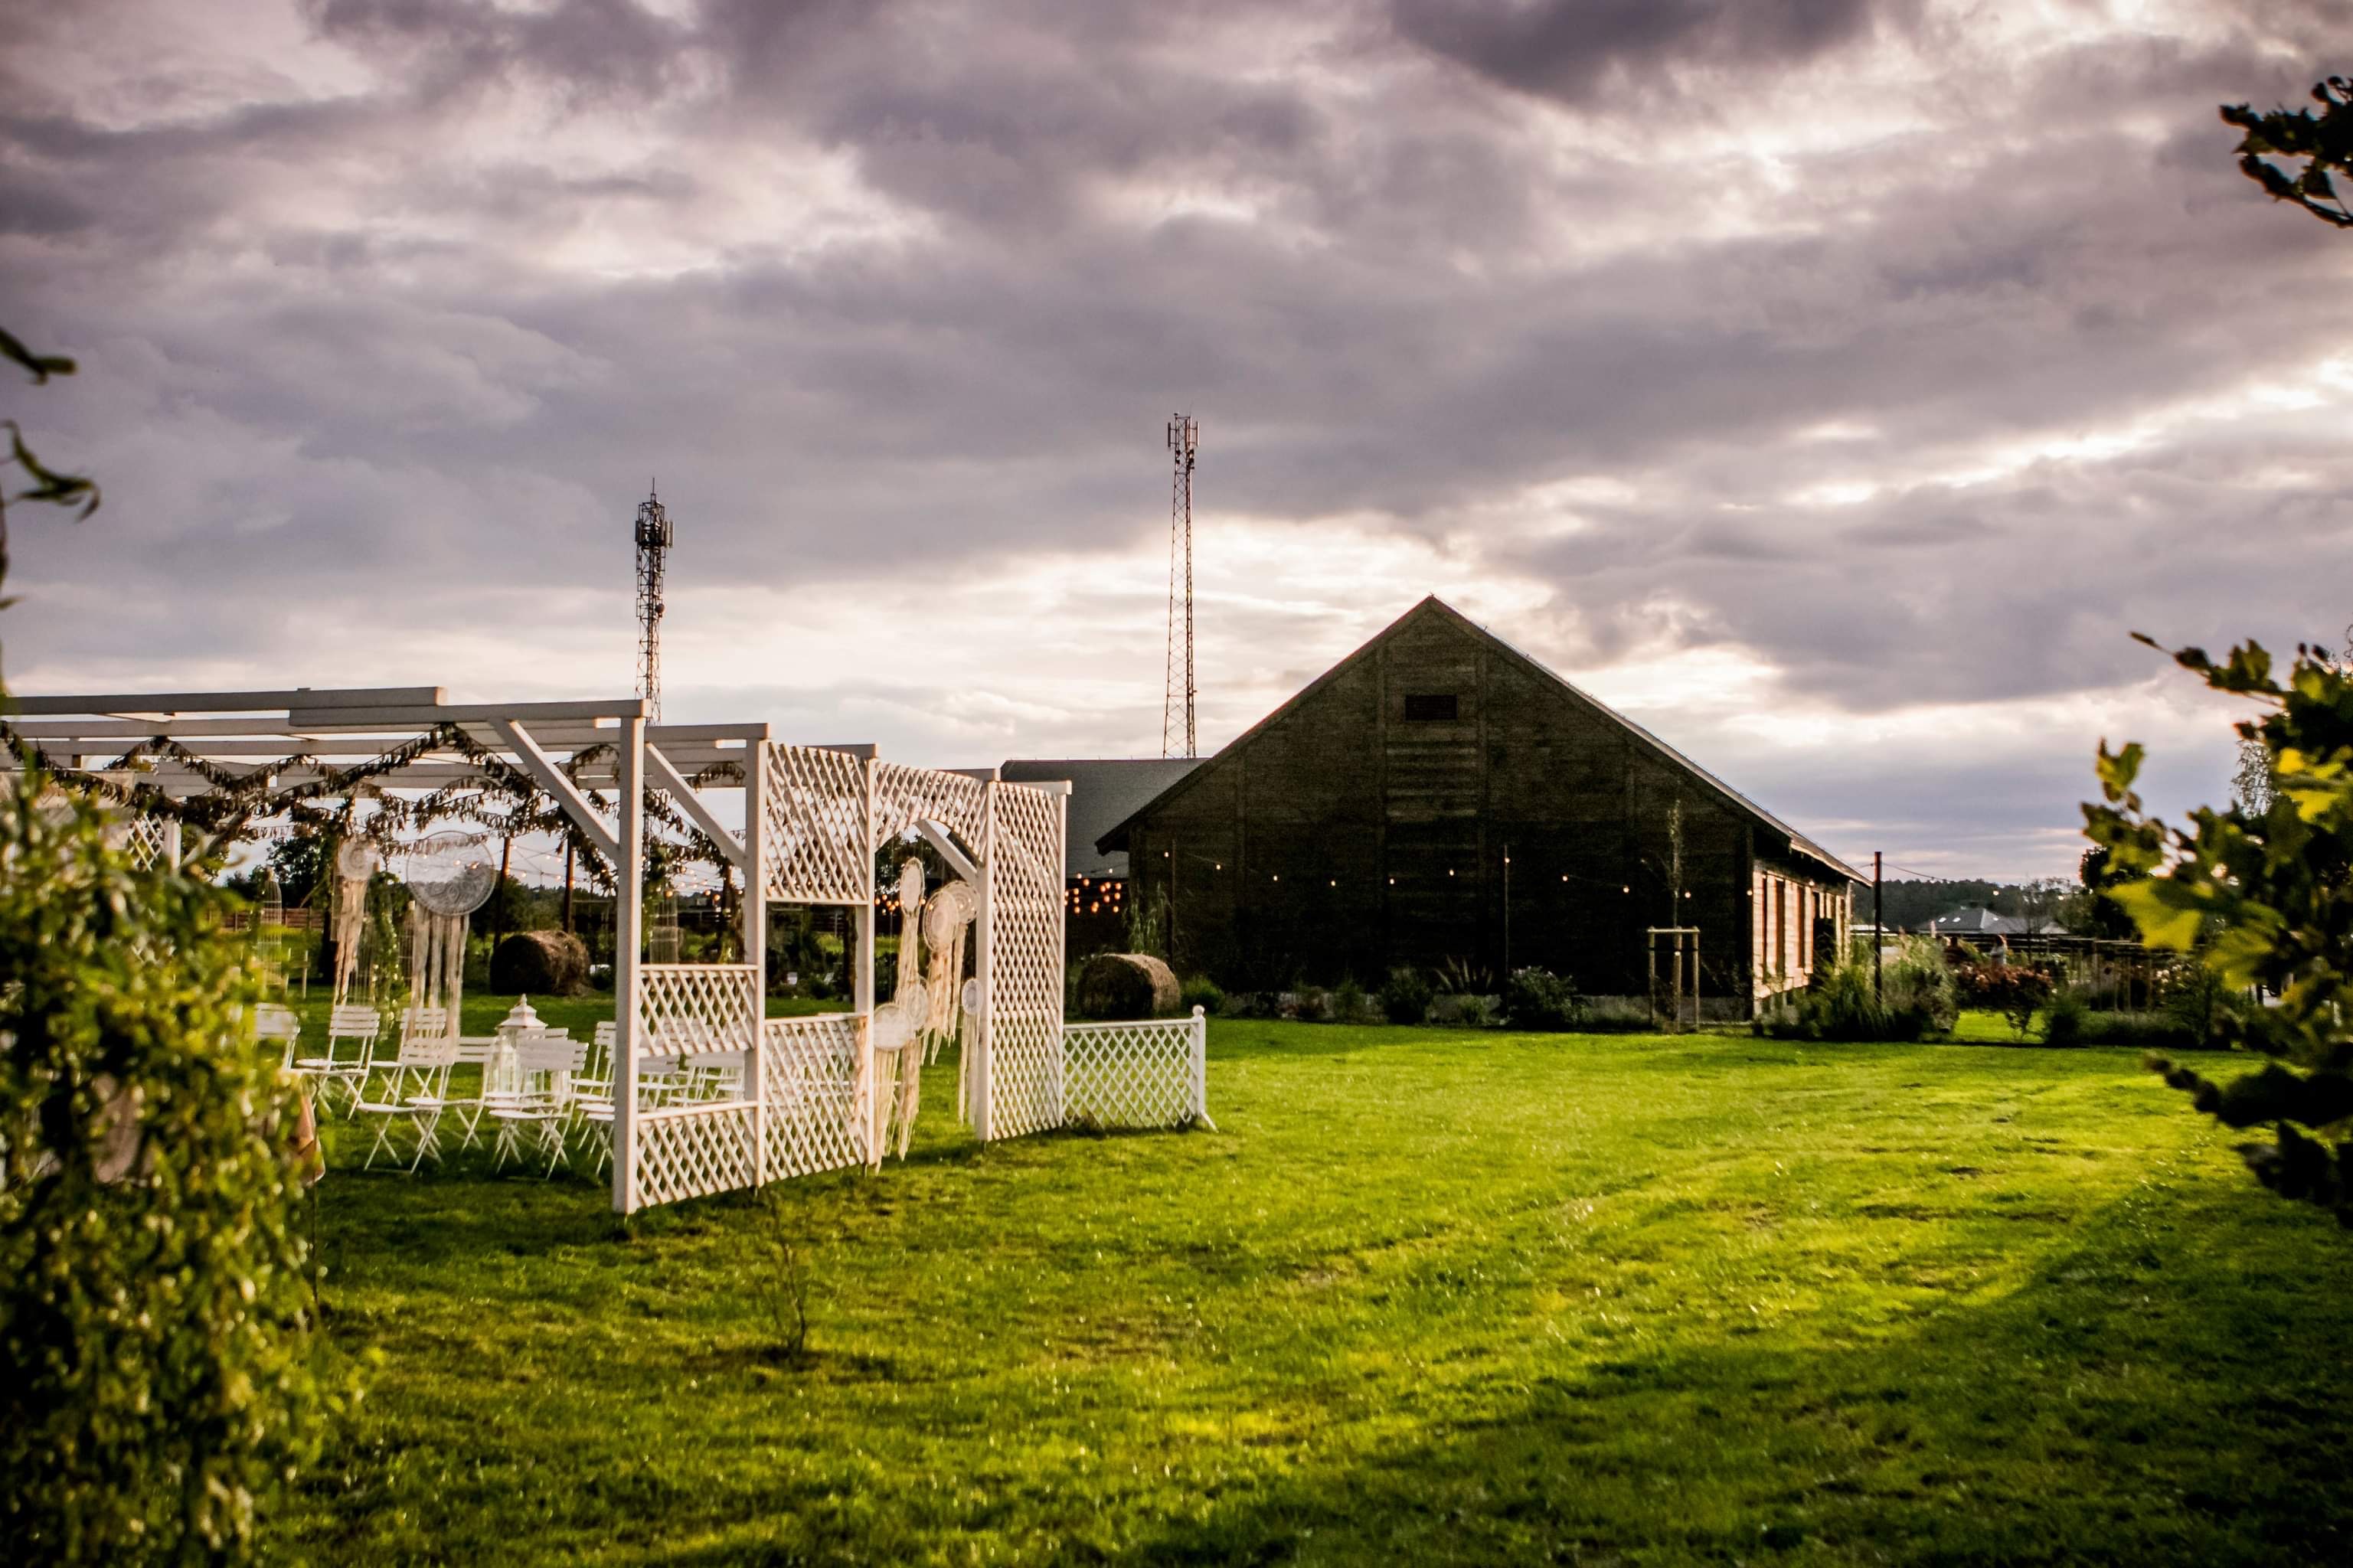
xmin=400 ymin=1006 xmax=449 ymax=1045
xmin=254 ymin=1004 xmax=302 ymax=1067
xmin=514 ymin=1031 xmax=585 ymax=1104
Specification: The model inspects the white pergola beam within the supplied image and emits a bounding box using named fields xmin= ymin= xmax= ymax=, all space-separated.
xmin=291 ymin=698 xmax=644 ymax=729
xmin=490 ymin=719 xmax=620 ymax=861
xmin=915 ymin=818 xmax=980 ymax=883
xmin=645 ymin=743 xmax=750 ymax=873
xmin=5 ymin=686 xmax=445 ymax=716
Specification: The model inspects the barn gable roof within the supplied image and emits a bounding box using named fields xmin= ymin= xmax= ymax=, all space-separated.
xmin=1095 ymin=596 xmax=1864 ymax=886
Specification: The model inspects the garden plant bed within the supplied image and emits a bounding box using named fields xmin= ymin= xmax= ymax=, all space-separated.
xmin=284 ymin=1011 xmax=2353 ymax=1564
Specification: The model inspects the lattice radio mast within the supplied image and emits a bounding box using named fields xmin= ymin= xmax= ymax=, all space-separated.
xmin=1162 ymin=414 xmax=1198 ymax=759
xmin=634 ymin=480 xmax=672 ymax=722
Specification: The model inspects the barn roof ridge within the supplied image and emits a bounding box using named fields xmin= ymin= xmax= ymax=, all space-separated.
xmin=1094 ymin=595 xmax=1862 ymax=885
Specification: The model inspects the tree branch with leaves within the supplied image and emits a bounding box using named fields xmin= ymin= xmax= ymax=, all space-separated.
xmin=2221 ymin=74 xmax=2353 ymax=230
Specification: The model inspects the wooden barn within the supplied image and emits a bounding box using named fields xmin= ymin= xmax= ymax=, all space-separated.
xmin=1096 ymin=598 xmax=1861 ymax=1011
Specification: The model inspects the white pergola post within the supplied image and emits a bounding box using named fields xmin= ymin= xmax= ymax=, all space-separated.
xmin=972 ymin=779 xmax=996 ymax=1143
xmin=855 ymin=756 xmax=878 ymax=1168
xmin=744 ymin=742 xmax=770 ymax=1186
xmin=613 ymin=714 xmax=645 ymax=1214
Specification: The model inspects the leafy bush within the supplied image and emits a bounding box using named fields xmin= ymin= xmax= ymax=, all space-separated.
xmin=1291 ymin=985 xmax=1330 ymax=1023
xmin=1757 ymin=936 xmax=1954 ymax=1043
xmin=1216 ymin=989 xmax=1273 ymax=1020
xmin=1883 ymin=936 xmax=1959 ymax=1038
xmin=1328 ymin=977 xmax=1378 ymax=1025
xmin=1380 ymin=966 xmax=1433 ymax=1024
xmin=1951 ymin=956 xmax=2056 ymax=1037
xmin=2042 ymin=988 xmax=2092 ymax=1047
xmin=2044 ymin=991 xmax=2203 ymax=1050
xmin=1 ymin=766 xmax=336 ymax=1562
xmin=1429 ymin=991 xmax=1495 ymax=1027
xmin=1578 ymin=996 xmax=1655 ymax=1032
xmin=1178 ymin=974 xmax=1224 ymax=1015
xmin=2085 ymin=635 xmax=2353 ymax=1220
xmin=1433 ymin=956 xmax=1492 ymax=995
xmin=1503 ymin=967 xmax=1580 ymax=1031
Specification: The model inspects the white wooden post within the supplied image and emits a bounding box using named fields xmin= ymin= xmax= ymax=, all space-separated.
xmin=744 ymin=740 xmax=769 ymax=1186
xmin=855 ymin=757 xmax=877 ymax=1168
xmin=1189 ymin=1004 xmax=1214 ymax=1129
xmin=162 ymin=818 xmax=183 ymax=871
xmin=972 ymin=780 xmax=996 ymax=1143
xmin=612 ymin=714 xmax=645 ymax=1214
xmin=1046 ymin=785 xmax=1068 ymax=1127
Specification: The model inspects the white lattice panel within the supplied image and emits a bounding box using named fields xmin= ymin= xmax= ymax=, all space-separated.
xmin=637 ymin=964 xmax=760 ymax=1054
xmin=761 ymin=1014 xmax=868 ymax=1180
xmin=122 ymin=815 xmax=171 ymax=871
xmin=985 ymin=781 xmax=1066 ymax=1140
xmin=761 ymin=743 xmax=868 ymax=904
xmin=871 ymin=760 xmax=985 ymax=851
xmin=1063 ymin=1018 xmax=1196 ymax=1127
xmin=637 ymin=1102 xmax=758 ymax=1207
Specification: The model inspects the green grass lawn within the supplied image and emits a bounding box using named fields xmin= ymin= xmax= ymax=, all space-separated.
xmin=277 ymin=1011 xmax=2353 ymax=1566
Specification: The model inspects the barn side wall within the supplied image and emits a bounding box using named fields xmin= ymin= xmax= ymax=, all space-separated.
xmin=1126 ymin=610 xmax=1848 ymax=1005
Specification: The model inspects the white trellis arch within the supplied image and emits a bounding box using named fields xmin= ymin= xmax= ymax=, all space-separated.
xmin=5 ymin=688 xmax=1206 ymax=1213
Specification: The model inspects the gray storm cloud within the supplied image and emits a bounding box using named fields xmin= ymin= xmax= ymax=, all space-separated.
xmin=0 ymin=0 xmax=2345 ymax=874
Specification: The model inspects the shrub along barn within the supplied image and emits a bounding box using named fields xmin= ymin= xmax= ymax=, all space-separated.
xmin=1096 ymin=598 xmax=1861 ymax=1014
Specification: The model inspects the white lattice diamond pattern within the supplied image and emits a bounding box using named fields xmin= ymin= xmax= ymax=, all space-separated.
xmin=123 ymin=815 xmax=170 ymax=871
xmin=984 ymin=781 xmax=1065 ymax=1140
xmin=637 ymin=1104 xmax=757 ymax=1206
xmin=637 ymin=963 xmax=760 ymax=1054
xmin=760 ymin=1015 xmax=868 ymax=1179
xmin=1062 ymin=1018 xmax=1194 ymax=1127
xmin=761 ymin=743 xmax=868 ymax=904
xmin=870 ymin=761 xmax=985 ymax=851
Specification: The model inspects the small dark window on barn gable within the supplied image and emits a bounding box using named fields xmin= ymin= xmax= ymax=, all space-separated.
xmin=1402 ymin=693 xmax=1459 ymax=722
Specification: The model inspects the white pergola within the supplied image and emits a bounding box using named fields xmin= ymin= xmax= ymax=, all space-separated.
xmin=6 ymin=684 xmax=1209 ymax=1212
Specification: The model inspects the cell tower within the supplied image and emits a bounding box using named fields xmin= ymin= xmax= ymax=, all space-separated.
xmin=1162 ymin=413 xmax=1198 ymax=759
xmin=634 ymin=481 xmax=672 ymax=721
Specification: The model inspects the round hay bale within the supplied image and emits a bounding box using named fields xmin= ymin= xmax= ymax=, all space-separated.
xmin=490 ymin=929 xmax=591 ymax=996
xmin=1076 ymin=952 xmax=1180 ymax=1021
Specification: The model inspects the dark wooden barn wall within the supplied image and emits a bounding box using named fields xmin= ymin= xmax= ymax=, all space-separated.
xmin=1126 ymin=610 xmax=1833 ymax=998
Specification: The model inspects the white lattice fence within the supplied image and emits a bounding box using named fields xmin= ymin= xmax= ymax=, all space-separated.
xmin=637 ymin=1102 xmax=758 ymax=1207
xmin=638 ymin=963 xmax=760 ymax=1056
xmin=762 ymin=743 xmax=868 ymax=904
xmin=762 ymin=1014 xmax=868 ymax=1180
xmin=983 ymin=781 xmax=1066 ymax=1139
xmin=121 ymin=815 xmax=172 ymax=871
xmin=627 ymin=965 xmax=763 ymax=1206
xmin=871 ymin=760 xmax=985 ymax=851
xmin=1062 ymin=1010 xmax=1208 ymax=1129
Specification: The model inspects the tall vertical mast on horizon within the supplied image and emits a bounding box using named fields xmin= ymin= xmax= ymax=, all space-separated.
xmin=1163 ymin=414 xmax=1198 ymax=760
xmin=634 ymin=482 xmax=672 ymax=722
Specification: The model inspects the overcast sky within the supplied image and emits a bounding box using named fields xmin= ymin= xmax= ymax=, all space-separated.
xmin=3 ymin=0 xmax=2348 ymax=879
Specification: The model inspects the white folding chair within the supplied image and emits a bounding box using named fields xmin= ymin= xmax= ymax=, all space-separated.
xmin=567 ymin=1029 xmax=617 ymax=1178
xmin=353 ymin=1032 xmax=459 ymax=1172
xmin=254 ymin=1004 xmax=302 ymax=1070
xmin=292 ymin=1004 xmax=381 ymax=1115
xmin=488 ymin=1031 xmax=587 ymax=1178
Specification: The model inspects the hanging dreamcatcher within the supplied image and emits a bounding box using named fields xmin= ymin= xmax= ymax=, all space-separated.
xmin=331 ymin=835 xmax=382 ymax=1008
xmin=868 ymin=859 xmax=931 ymax=1159
xmin=401 ymin=830 xmax=496 ymax=1034
xmin=920 ymin=877 xmax=977 ymax=1066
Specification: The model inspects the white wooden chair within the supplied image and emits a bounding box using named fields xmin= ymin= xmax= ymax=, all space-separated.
xmin=254 ymin=1004 xmax=302 ymax=1070
xmin=488 ymin=1031 xmax=587 ymax=1178
xmin=353 ymin=1032 xmax=459 ymax=1172
xmin=292 ymin=1004 xmax=380 ymax=1115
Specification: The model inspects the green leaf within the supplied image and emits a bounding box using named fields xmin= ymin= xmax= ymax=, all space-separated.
xmin=2108 ymin=878 xmax=2205 ymax=950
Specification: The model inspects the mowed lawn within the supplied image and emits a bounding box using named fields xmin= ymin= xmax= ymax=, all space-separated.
xmin=280 ymin=1012 xmax=2353 ymax=1565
